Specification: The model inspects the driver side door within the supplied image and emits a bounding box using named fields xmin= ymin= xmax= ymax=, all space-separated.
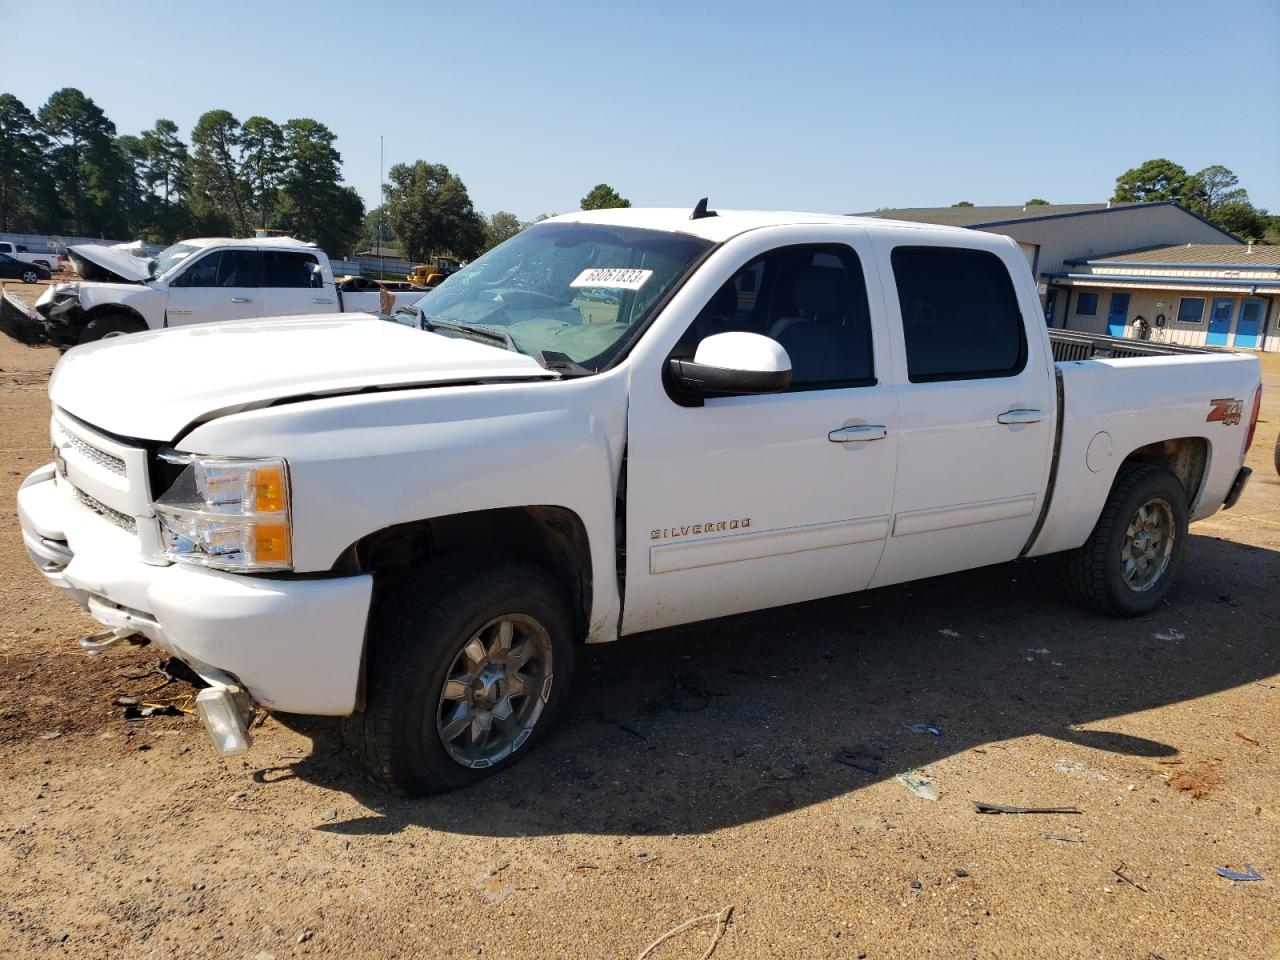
xmin=165 ymin=250 xmax=263 ymax=326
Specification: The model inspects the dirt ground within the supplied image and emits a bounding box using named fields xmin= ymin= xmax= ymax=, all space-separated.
xmin=1 ymin=280 xmax=1277 ymax=960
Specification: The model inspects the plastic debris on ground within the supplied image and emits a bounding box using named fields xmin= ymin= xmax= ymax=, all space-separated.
xmin=1213 ymin=864 xmax=1263 ymax=882
xmin=909 ymin=722 xmax=942 ymax=736
xmin=895 ymin=771 xmax=938 ymax=801
xmin=1152 ymin=629 xmax=1186 ymax=641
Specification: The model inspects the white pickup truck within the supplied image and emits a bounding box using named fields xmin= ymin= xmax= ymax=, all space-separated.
xmin=0 ymin=235 xmax=420 ymax=346
xmin=0 ymin=240 xmax=65 ymax=273
xmin=17 ymin=206 xmax=1262 ymax=794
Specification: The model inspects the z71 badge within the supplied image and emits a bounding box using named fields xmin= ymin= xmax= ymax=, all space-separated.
xmin=1206 ymin=398 xmax=1243 ymax=426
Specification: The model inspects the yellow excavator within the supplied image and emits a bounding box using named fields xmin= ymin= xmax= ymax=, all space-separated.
xmin=408 ymin=257 xmax=461 ymax=288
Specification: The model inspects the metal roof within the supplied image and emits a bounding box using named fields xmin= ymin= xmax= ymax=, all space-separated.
xmin=1069 ymin=243 xmax=1280 ymax=268
xmin=854 ymin=202 xmax=1145 ymax=227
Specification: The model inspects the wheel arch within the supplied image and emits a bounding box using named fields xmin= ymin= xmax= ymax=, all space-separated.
xmin=1117 ymin=436 xmax=1209 ymax=508
xmin=334 ymin=504 xmax=594 ymax=642
xmin=85 ymin=303 xmax=148 ymax=328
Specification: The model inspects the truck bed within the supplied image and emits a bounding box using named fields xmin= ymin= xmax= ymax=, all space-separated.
xmin=1048 ymin=328 xmax=1219 ymax=362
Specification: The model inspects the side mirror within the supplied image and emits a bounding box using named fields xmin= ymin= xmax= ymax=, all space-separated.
xmin=669 ymin=332 xmax=792 ymax=396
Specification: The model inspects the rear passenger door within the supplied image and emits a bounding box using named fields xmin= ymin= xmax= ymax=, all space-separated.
xmin=869 ymin=241 xmax=1056 ymax=588
xmin=260 ymin=250 xmax=336 ymax=317
xmin=165 ymin=249 xmax=263 ymax=326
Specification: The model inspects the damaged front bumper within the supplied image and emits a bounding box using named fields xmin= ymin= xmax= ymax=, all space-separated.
xmin=0 ymin=285 xmax=84 ymax=347
xmin=17 ymin=463 xmax=374 ymax=753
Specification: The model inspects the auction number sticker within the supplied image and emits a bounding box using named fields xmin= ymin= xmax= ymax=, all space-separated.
xmin=570 ymin=267 xmax=653 ymax=290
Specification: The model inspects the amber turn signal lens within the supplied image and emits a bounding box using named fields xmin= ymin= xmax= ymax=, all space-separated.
xmin=253 ymin=522 xmax=291 ymax=565
xmin=254 ymin=466 xmax=287 ymax=513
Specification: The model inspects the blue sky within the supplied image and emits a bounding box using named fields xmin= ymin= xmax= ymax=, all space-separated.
xmin=3 ymin=0 xmax=1277 ymax=221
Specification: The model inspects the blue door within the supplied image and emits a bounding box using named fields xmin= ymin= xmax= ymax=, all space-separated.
xmin=1207 ymin=298 xmax=1235 ymax=346
xmin=1106 ymin=292 xmax=1130 ymax=336
xmin=1233 ymin=299 xmax=1263 ymax=349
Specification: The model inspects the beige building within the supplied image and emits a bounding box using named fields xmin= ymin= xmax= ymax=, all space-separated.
xmin=1049 ymin=243 xmax=1279 ymax=352
xmin=860 ymin=201 xmax=1274 ymax=347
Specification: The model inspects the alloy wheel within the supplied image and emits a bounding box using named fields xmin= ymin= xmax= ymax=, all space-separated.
xmin=1121 ymin=497 xmax=1175 ymax=592
xmin=435 ymin=614 xmax=553 ymax=768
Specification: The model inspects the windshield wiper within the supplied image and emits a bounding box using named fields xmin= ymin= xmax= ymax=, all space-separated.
xmin=420 ymin=312 xmax=518 ymax=353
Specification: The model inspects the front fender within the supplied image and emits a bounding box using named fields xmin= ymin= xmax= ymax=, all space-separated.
xmin=179 ymin=370 xmax=630 ymax=640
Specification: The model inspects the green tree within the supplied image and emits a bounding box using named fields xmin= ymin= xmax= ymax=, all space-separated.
xmin=38 ymin=87 xmax=124 ymax=235
xmin=360 ymin=204 xmax=393 ymax=252
xmin=190 ymin=109 xmax=249 ymax=236
xmin=1214 ymin=201 xmax=1269 ymax=240
xmin=481 ymin=210 xmax=522 ymax=253
xmin=114 ymin=133 xmax=149 ymax=235
xmin=384 ymin=160 xmax=485 ymax=261
xmin=272 ymin=118 xmax=363 ymax=254
xmin=241 ymin=116 xmax=285 ymax=230
xmin=138 ymin=119 xmax=191 ymax=243
xmin=1112 ymin=158 xmax=1191 ymax=204
xmin=1186 ymin=165 xmax=1248 ymax=220
xmin=0 ymin=93 xmax=53 ymax=232
xmin=580 ymin=183 xmax=631 ymax=210
xmin=1025 ymin=198 xmax=1049 ymax=206
xmin=951 ymin=200 xmax=974 ymax=207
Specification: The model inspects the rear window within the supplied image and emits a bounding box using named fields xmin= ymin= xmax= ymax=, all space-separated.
xmin=891 ymin=247 xmax=1026 ymax=382
xmin=264 ymin=250 xmax=322 ymax=288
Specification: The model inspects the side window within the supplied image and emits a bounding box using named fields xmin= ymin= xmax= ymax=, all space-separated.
xmin=263 ymin=251 xmax=322 ymax=288
xmin=674 ymin=243 xmax=875 ymax=390
xmin=172 ymin=252 xmax=221 ymax=288
xmin=891 ymin=247 xmax=1026 ymax=382
xmin=1075 ymin=291 xmax=1099 ymax=316
xmin=216 ymin=250 xmax=261 ymax=287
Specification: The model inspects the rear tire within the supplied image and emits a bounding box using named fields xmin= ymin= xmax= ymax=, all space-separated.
xmin=78 ymin=313 xmax=147 ymax=344
xmin=1066 ymin=463 xmax=1189 ymax=617
xmin=344 ymin=559 xmax=576 ymax=795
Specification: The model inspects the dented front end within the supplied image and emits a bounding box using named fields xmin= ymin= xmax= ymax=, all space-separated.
xmin=0 ymin=285 xmax=85 ymax=347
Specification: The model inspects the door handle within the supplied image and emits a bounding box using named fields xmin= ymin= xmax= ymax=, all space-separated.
xmin=829 ymin=425 xmax=888 ymax=443
xmin=231 ymin=297 xmax=254 ymax=303
xmin=997 ymin=408 xmax=1042 ymax=425
xmin=312 ymin=297 xmax=336 ymax=304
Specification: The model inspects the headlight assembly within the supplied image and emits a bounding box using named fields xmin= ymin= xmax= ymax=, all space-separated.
xmin=152 ymin=453 xmax=292 ymax=571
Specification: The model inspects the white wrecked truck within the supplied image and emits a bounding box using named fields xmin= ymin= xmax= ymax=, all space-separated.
xmin=17 ymin=205 xmax=1262 ymax=794
xmin=0 ymin=235 xmax=419 ymax=346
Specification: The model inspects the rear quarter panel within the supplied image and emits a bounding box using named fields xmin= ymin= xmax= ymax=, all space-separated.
xmin=1028 ymin=352 xmax=1260 ymax=556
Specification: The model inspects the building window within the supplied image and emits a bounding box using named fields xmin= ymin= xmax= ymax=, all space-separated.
xmin=1075 ymin=291 xmax=1099 ymax=316
xmin=1176 ymin=297 xmax=1206 ymax=324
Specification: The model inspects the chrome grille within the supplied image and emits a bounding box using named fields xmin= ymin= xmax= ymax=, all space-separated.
xmin=53 ymin=421 xmax=126 ymax=476
xmin=73 ymin=485 xmax=138 ymax=535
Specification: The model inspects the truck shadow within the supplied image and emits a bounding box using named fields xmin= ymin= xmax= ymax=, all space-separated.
xmin=275 ymin=532 xmax=1280 ymax=837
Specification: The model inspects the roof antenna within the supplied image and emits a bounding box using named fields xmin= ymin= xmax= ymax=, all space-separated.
xmin=690 ymin=197 xmax=717 ymax=220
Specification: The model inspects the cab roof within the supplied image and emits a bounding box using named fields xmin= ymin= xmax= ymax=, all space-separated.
xmin=547 ymin=206 xmax=976 ymax=244
xmin=179 ymin=236 xmax=318 ymax=251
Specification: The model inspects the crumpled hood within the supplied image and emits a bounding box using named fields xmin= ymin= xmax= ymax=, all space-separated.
xmin=68 ymin=243 xmax=152 ymax=283
xmin=51 ymin=313 xmax=553 ymax=441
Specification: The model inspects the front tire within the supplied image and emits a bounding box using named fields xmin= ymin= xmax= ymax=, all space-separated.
xmin=21 ymin=269 xmax=39 ymax=284
xmin=345 ymin=560 xmax=576 ymax=795
xmin=1066 ymin=463 xmax=1189 ymax=617
xmin=78 ymin=313 xmax=147 ymax=344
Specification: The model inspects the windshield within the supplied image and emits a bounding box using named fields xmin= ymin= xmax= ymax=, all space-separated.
xmin=150 ymin=242 xmax=201 ymax=279
xmin=409 ymin=222 xmax=711 ymax=370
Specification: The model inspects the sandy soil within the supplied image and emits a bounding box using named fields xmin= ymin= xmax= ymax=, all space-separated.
xmin=1 ymin=281 xmax=1277 ymax=959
